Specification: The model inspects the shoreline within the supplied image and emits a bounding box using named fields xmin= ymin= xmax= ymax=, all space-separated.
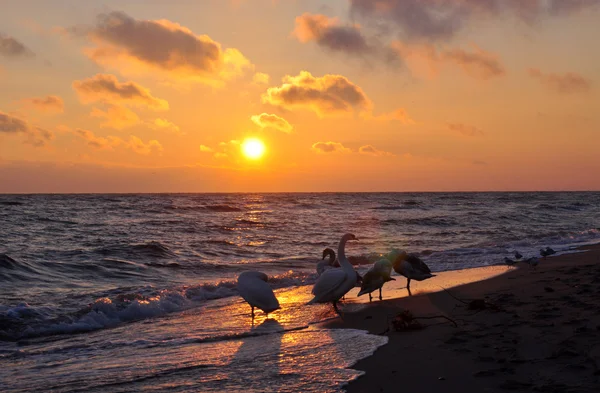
xmin=324 ymin=244 xmax=600 ymax=393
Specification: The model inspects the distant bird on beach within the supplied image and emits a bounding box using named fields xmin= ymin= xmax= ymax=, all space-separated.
xmin=504 ymin=257 xmax=517 ymax=266
xmin=317 ymin=248 xmax=337 ymax=276
xmin=514 ymin=251 xmax=523 ymax=260
xmin=391 ymin=250 xmax=434 ymax=296
xmin=309 ymin=234 xmax=359 ymax=315
xmin=357 ymin=259 xmax=395 ymax=302
xmin=525 ymin=257 xmax=539 ymax=268
xmin=540 ymin=247 xmax=556 ymax=258
xmin=237 ymin=271 xmax=280 ymax=319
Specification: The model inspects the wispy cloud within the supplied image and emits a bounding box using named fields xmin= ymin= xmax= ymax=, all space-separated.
xmin=72 ymin=74 xmax=168 ymax=110
xmin=311 ymin=141 xmax=352 ymax=154
xmin=90 ymin=104 xmax=141 ymax=129
xmin=358 ymin=145 xmax=395 ymax=156
xmin=21 ymin=95 xmax=64 ymax=114
xmin=74 ymin=128 xmax=163 ymax=155
xmin=528 ymin=68 xmax=592 ymax=94
xmin=447 ymin=122 xmax=484 ymax=137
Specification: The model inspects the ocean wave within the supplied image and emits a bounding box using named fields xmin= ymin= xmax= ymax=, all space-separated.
xmin=0 ymin=201 xmax=23 ymax=206
xmin=94 ymin=241 xmax=175 ymax=259
xmin=0 ymin=270 xmax=320 ymax=341
xmin=383 ymin=216 xmax=459 ymax=227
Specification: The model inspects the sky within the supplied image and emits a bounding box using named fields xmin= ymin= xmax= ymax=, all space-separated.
xmin=1 ymin=0 xmax=599 ymax=193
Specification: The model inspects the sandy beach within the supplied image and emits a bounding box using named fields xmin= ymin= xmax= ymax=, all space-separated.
xmin=326 ymin=245 xmax=600 ymax=393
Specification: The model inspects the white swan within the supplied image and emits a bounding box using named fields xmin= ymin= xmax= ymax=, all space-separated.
xmin=357 ymin=259 xmax=395 ymax=302
xmin=316 ymin=247 xmax=337 ymax=276
xmin=308 ymin=233 xmax=358 ymax=314
xmin=237 ymin=271 xmax=280 ymax=319
xmin=391 ymin=250 xmax=434 ymax=296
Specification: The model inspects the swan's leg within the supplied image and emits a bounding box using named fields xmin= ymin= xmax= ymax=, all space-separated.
xmin=379 ymin=287 xmax=383 ymax=301
xmin=368 ymin=292 xmax=372 ymax=302
xmin=333 ymin=301 xmax=343 ymax=317
xmin=406 ymin=279 xmax=412 ymax=296
xmin=251 ymin=306 xmax=255 ymax=319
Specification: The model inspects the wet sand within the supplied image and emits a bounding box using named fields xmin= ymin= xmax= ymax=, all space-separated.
xmin=325 ymin=245 xmax=600 ymax=393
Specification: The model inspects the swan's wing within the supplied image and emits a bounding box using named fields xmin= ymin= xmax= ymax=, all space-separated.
xmin=406 ymin=254 xmax=430 ymax=273
xmin=373 ymin=259 xmax=393 ymax=275
xmin=358 ymin=270 xmax=384 ymax=296
xmin=311 ymin=268 xmax=347 ymax=300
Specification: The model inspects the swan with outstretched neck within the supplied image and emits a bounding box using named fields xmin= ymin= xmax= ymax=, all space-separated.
xmin=237 ymin=271 xmax=280 ymax=319
xmin=308 ymin=234 xmax=359 ymax=314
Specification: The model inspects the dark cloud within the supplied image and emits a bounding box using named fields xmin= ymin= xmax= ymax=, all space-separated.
xmin=528 ymin=68 xmax=592 ymax=94
xmin=262 ymin=71 xmax=372 ymax=117
xmin=0 ymin=111 xmax=53 ymax=146
xmin=349 ymin=0 xmax=600 ymax=42
xmin=293 ymin=13 xmax=401 ymax=66
xmin=70 ymin=11 xmax=251 ymax=83
xmin=0 ymin=34 xmax=34 ymax=57
xmin=72 ymin=74 xmax=168 ymax=109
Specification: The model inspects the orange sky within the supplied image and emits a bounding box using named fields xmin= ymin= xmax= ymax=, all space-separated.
xmin=1 ymin=0 xmax=599 ymax=192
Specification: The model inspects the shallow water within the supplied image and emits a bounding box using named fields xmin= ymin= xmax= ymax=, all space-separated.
xmin=1 ymin=192 xmax=599 ymax=391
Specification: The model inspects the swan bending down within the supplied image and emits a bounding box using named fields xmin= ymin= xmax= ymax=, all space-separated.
xmin=392 ymin=251 xmax=434 ymax=296
xmin=317 ymin=248 xmax=337 ymax=276
xmin=358 ymin=259 xmax=395 ymax=302
xmin=237 ymin=271 xmax=280 ymax=319
xmin=308 ymin=234 xmax=358 ymax=314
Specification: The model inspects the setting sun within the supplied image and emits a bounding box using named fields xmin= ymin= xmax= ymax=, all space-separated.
xmin=241 ymin=138 xmax=266 ymax=160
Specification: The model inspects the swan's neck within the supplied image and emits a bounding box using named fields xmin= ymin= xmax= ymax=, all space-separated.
xmin=328 ymin=250 xmax=336 ymax=264
xmin=337 ymin=239 xmax=354 ymax=275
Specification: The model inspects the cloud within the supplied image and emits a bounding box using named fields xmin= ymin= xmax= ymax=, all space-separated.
xmin=391 ymin=42 xmax=505 ymax=80
xmin=0 ymin=111 xmax=53 ymax=146
xmin=200 ymin=140 xmax=241 ymax=159
xmin=293 ymin=13 xmax=401 ymax=66
xmin=71 ymin=11 xmax=252 ymax=84
xmin=72 ymin=74 xmax=168 ymax=110
xmin=250 ymin=113 xmax=293 ymax=133
xmin=447 ymin=122 xmax=484 ymax=137
xmin=90 ymin=104 xmax=141 ymax=129
xmin=294 ymin=13 xmax=370 ymax=54
xmin=311 ymin=141 xmax=352 ymax=154
xmin=150 ymin=118 xmax=182 ymax=134
xmin=252 ymin=72 xmax=270 ymax=85
xmin=262 ymin=71 xmax=372 ymax=117
xmin=371 ymin=108 xmax=415 ymax=124
xmin=528 ymin=68 xmax=592 ymax=94
xmin=0 ymin=34 xmax=34 ymax=57
xmin=74 ymin=128 xmax=163 ymax=155
xmin=349 ymin=0 xmax=600 ymax=42
xmin=21 ymin=95 xmax=65 ymax=114
xmin=358 ymin=144 xmax=395 ymax=156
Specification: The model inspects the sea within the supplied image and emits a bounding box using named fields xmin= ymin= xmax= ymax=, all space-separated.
xmin=1 ymin=192 xmax=600 ymax=392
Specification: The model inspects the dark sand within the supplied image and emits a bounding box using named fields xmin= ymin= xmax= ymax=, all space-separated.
xmin=326 ymin=245 xmax=600 ymax=393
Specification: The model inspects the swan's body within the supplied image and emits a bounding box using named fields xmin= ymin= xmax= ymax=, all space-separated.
xmin=392 ymin=251 xmax=434 ymax=296
xmin=514 ymin=251 xmax=523 ymax=260
xmin=357 ymin=259 xmax=395 ymax=301
xmin=504 ymin=257 xmax=517 ymax=266
xmin=237 ymin=271 xmax=280 ymax=319
xmin=309 ymin=234 xmax=358 ymax=314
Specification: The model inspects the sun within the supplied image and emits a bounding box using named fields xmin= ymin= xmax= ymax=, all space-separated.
xmin=241 ymin=138 xmax=266 ymax=160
